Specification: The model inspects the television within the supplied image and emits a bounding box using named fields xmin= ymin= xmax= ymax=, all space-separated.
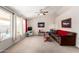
xmin=62 ymin=18 xmax=71 ymax=28
xmin=38 ymin=22 xmax=45 ymax=28
xmin=28 ymin=27 xmax=32 ymax=31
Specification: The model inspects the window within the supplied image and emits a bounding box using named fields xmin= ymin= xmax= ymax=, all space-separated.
xmin=23 ymin=19 xmax=26 ymax=34
xmin=16 ymin=16 xmax=23 ymax=36
xmin=0 ymin=8 xmax=12 ymax=40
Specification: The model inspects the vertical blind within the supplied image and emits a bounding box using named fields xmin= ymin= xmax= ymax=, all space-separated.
xmin=0 ymin=7 xmax=26 ymax=40
xmin=0 ymin=8 xmax=12 ymax=40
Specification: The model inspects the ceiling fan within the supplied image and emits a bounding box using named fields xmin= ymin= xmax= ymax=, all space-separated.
xmin=35 ymin=9 xmax=48 ymax=15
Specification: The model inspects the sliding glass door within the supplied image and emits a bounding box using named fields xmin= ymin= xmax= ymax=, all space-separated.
xmin=16 ymin=16 xmax=23 ymax=36
xmin=0 ymin=7 xmax=26 ymax=41
xmin=23 ymin=19 xmax=26 ymax=34
xmin=0 ymin=7 xmax=12 ymax=41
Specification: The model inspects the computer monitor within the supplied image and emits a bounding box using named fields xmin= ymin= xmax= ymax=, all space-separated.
xmin=28 ymin=27 xmax=32 ymax=31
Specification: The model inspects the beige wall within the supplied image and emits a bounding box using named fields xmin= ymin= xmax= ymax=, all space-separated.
xmin=55 ymin=6 xmax=79 ymax=48
xmin=27 ymin=15 xmax=55 ymax=35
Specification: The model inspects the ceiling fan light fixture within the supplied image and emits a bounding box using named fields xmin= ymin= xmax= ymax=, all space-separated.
xmin=40 ymin=13 xmax=43 ymax=15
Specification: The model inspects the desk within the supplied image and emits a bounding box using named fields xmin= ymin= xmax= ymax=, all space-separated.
xmin=38 ymin=30 xmax=45 ymax=36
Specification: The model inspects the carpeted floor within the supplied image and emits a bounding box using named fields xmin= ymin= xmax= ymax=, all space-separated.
xmin=3 ymin=36 xmax=79 ymax=53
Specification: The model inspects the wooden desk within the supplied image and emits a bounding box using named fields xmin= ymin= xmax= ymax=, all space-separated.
xmin=38 ymin=30 xmax=45 ymax=36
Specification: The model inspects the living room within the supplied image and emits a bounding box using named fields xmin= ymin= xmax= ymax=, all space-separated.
xmin=1 ymin=0 xmax=79 ymax=59
xmin=26 ymin=6 xmax=79 ymax=47
xmin=0 ymin=6 xmax=79 ymax=53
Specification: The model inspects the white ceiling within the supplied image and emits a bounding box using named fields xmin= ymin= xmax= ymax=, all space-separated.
xmin=10 ymin=6 xmax=63 ymax=18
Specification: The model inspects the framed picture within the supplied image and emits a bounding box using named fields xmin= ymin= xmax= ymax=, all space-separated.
xmin=62 ymin=18 xmax=71 ymax=28
xmin=38 ymin=22 xmax=45 ymax=28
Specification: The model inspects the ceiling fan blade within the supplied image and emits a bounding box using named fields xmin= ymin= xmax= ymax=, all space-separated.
xmin=44 ymin=11 xmax=48 ymax=13
xmin=43 ymin=13 xmax=46 ymax=15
